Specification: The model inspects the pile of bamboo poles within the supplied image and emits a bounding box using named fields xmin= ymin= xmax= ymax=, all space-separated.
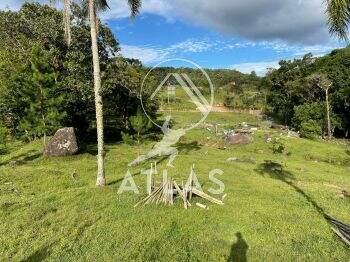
xmin=326 ymin=215 xmax=350 ymax=246
xmin=134 ymin=171 xmax=224 ymax=209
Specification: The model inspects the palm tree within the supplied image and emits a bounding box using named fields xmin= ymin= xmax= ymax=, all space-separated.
xmin=88 ymin=0 xmax=141 ymax=186
xmin=49 ymin=0 xmax=141 ymax=186
xmin=325 ymin=0 xmax=350 ymax=41
xmin=49 ymin=0 xmax=72 ymax=45
xmin=63 ymin=0 xmax=72 ymax=45
xmin=309 ymin=73 xmax=333 ymax=139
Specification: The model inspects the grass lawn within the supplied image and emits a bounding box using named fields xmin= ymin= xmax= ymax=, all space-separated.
xmin=0 ymin=111 xmax=349 ymax=261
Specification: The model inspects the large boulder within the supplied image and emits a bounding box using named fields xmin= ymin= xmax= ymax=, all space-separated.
xmin=44 ymin=127 xmax=79 ymax=157
xmin=226 ymin=133 xmax=252 ymax=145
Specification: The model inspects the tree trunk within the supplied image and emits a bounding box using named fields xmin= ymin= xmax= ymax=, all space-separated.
xmin=63 ymin=0 xmax=72 ymax=46
xmin=89 ymin=0 xmax=106 ymax=186
xmin=325 ymin=88 xmax=332 ymax=139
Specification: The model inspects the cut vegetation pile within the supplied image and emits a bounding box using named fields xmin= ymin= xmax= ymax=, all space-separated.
xmin=135 ymin=166 xmax=224 ymax=209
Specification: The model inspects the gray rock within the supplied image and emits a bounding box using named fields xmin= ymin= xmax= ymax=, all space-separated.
xmin=264 ymin=133 xmax=272 ymax=143
xmin=288 ymin=130 xmax=300 ymax=138
xmin=44 ymin=127 xmax=79 ymax=157
xmin=226 ymin=157 xmax=256 ymax=164
xmin=226 ymin=133 xmax=252 ymax=145
xmin=271 ymin=123 xmax=288 ymax=130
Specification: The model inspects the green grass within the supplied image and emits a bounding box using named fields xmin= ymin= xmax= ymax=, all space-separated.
xmin=158 ymin=87 xmax=225 ymax=111
xmin=0 ymin=111 xmax=349 ymax=261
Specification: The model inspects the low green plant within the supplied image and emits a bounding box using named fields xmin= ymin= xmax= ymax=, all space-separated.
xmin=121 ymin=132 xmax=134 ymax=145
xmin=129 ymin=110 xmax=153 ymax=146
xmin=271 ymin=137 xmax=285 ymax=154
xmin=300 ymin=120 xmax=323 ymax=139
xmin=0 ymin=125 xmax=8 ymax=154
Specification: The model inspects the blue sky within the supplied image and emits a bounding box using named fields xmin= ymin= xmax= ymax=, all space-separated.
xmin=1 ymin=0 xmax=346 ymax=75
xmin=102 ymin=0 xmax=345 ymax=75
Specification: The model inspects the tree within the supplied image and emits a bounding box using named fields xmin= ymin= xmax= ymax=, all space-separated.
xmin=129 ymin=109 xmax=152 ymax=156
xmin=0 ymin=3 xmax=156 ymax=143
xmin=49 ymin=0 xmax=72 ymax=45
xmin=325 ymin=0 xmax=350 ymax=41
xmin=19 ymin=45 xmax=66 ymax=145
xmin=308 ymin=73 xmax=333 ymax=139
xmin=87 ymin=0 xmax=142 ymax=187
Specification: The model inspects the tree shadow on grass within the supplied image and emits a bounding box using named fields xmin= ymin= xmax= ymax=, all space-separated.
xmin=22 ymin=245 xmax=51 ymax=262
xmin=255 ymin=161 xmax=326 ymax=218
xmin=107 ymin=141 xmax=200 ymax=187
xmin=227 ymin=232 xmax=248 ymax=262
xmin=107 ymin=154 xmax=172 ymax=186
xmin=0 ymin=150 xmax=41 ymax=167
xmin=346 ymin=147 xmax=350 ymax=156
xmin=107 ymin=170 xmax=142 ymax=186
xmin=176 ymin=141 xmax=201 ymax=154
xmin=82 ymin=144 xmax=111 ymax=156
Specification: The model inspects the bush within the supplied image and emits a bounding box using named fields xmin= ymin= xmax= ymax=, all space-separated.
xmin=129 ymin=110 xmax=153 ymax=146
xmin=292 ymin=102 xmax=340 ymax=137
xmin=300 ymin=120 xmax=322 ymax=139
xmin=121 ymin=132 xmax=134 ymax=145
xmin=0 ymin=125 xmax=8 ymax=154
xmin=271 ymin=137 xmax=285 ymax=154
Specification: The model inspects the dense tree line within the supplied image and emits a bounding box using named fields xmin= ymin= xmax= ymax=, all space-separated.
xmin=150 ymin=67 xmax=260 ymax=90
xmin=265 ymin=51 xmax=350 ymax=138
xmin=150 ymin=67 xmax=265 ymax=109
xmin=0 ymin=3 xmax=157 ymax=143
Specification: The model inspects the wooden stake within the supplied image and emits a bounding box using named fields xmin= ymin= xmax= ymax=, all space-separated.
xmin=192 ymin=188 xmax=224 ymax=205
xmin=196 ymin=203 xmax=208 ymax=209
xmin=147 ymin=163 xmax=153 ymax=196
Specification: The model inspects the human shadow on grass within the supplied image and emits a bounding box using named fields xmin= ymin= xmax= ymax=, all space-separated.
xmin=255 ymin=161 xmax=326 ymax=218
xmin=0 ymin=150 xmax=41 ymax=167
xmin=227 ymin=232 xmax=248 ymax=262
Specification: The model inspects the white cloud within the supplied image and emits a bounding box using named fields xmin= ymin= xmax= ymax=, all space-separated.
xmin=100 ymin=0 xmax=173 ymax=20
xmin=94 ymin=0 xmax=336 ymax=45
xmin=171 ymin=0 xmax=329 ymax=45
xmin=231 ymin=61 xmax=280 ymax=76
xmin=120 ymin=39 xmax=214 ymax=64
xmin=120 ymin=44 xmax=168 ymax=64
xmin=167 ymin=39 xmax=213 ymax=53
xmin=2 ymin=0 xmax=341 ymax=46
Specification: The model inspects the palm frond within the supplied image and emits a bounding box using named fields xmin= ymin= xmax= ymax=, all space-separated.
xmin=325 ymin=0 xmax=350 ymax=41
xmin=95 ymin=0 xmax=110 ymax=11
xmin=127 ymin=0 xmax=142 ymax=18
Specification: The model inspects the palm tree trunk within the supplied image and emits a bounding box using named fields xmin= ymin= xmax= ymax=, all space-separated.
xmin=63 ymin=0 xmax=72 ymax=46
xmin=89 ymin=0 xmax=106 ymax=186
xmin=325 ymin=88 xmax=332 ymax=139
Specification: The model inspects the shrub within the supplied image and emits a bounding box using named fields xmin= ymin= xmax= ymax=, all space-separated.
xmin=121 ymin=132 xmax=134 ymax=145
xmin=271 ymin=137 xmax=285 ymax=154
xmin=300 ymin=120 xmax=322 ymax=139
xmin=129 ymin=110 xmax=153 ymax=146
xmin=0 ymin=125 xmax=8 ymax=154
xmin=292 ymin=102 xmax=340 ymax=137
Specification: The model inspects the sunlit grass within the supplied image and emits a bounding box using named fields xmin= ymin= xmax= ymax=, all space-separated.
xmin=0 ymin=111 xmax=349 ymax=260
